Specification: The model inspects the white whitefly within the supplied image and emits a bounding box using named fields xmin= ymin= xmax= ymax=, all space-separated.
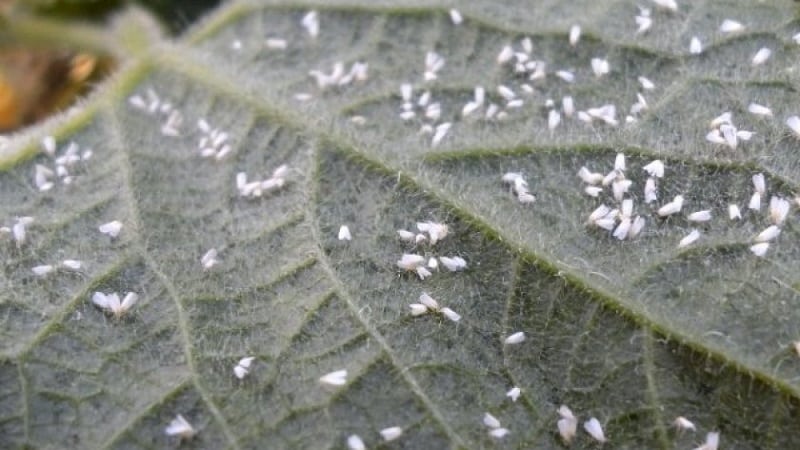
xmin=558 ymin=416 xmax=578 ymax=444
xmin=658 ymin=195 xmax=684 ymax=216
xmin=710 ymin=111 xmax=732 ymax=128
xmin=720 ymin=123 xmax=738 ymax=149
xmin=440 ymin=307 xmax=461 ymax=322
xmin=638 ymin=76 xmax=655 ymax=90
xmin=728 ymin=204 xmax=742 ymax=220
xmin=562 ymin=96 xmax=575 ymax=117
xmin=489 ymin=428 xmax=510 ymax=438
xmin=201 ymin=248 xmax=218 ymax=269
xmin=165 ymin=414 xmax=196 ymax=439
xmin=755 ymin=225 xmax=781 ymax=243
xmin=678 ymin=229 xmax=700 ymax=248
xmin=301 ymin=10 xmax=320 ymax=38
xmin=506 ymin=99 xmax=524 ymax=109
xmin=98 ymin=220 xmax=123 ymax=238
xmin=621 ymin=198 xmax=634 ymax=218
xmin=578 ymin=167 xmax=604 ymax=185
xmin=643 ymin=160 xmax=664 ymax=178
xmin=751 ymin=47 xmax=771 ymax=66
xmin=558 ymin=405 xmax=576 ymax=420
xmin=397 ymin=254 xmax=426 ymax=271
xmin=629 ymin=216 xmax=646 ymax=238
xmin=644 ymin=177 xmax=658 ymax=203
xmin=416 ymin=266 xmax=432 ymax=280
xmin=687 ymin=210 xmax=712 ymax=222
xmin=696 ymin=431 xmax=720 ymax=450
xmin=569 ymin=24 xmax=581 ymax=46
xmin=720 ymin=19 xmax=744 ymax=33
xmin=409 ymin=303 xmax=428 ymax=316
xmin=613 ymin=217 xmax=632 ymax=240
xmin=449 ymin=9 xmax=463 ymax=25
xmin=651 ymin=0 xmax=678 ymax=11
xmin=748 ymin=103 xmax=773 ymax=117
xmin=439 ymin=256 xmax=467 ymax=272
xmin=319 ymin=369 xmax=347 ymax=387
xmin=585 ymin=186 xmax=603 ymax=197
xmin=483 ymin=412 xmax=501 ymax=429
xmin=736 ymin=129 xmax=754 ymax=141
xmin=347 ymin=434 xmax=366 ymax=450
xmin=584 ymin=418 xmax=606 ymax=443
xmin=752 ymin=173 xmax=766 ymax=195
xmin=750 ymin=242 xmax=770 ymax=257
xmin=32 ymin=265 xmax=54 ymax=277
xmin=59 ymin=259 xmax=82 ymax=271
xmin=42 ymin=135 xmax=56 ymax=155
xmin=417 ymin=221 xmax=449 ymax=245
xmin=504 ymin=331 xmax=526 ymax=345
xmin=612 ymin=179 xmax=632 ymax=202
xmin=588 ymin=204 xmax=612 ymax=223
xmin=769 ymin=196 xmax=791 ymax=225
xmin=555 ymin=70 xmax=575 ymax=83
xmin=673 ymin=416 xmax=696 ymax=431
xmin=497 ymin=85 xmax=516 ymax=100
xmin=786 ymin=116 xmax=800 ymax=138
xmin=128 ymin=95 xmax=147 ymax=110
xmin=338 ymin=225 xmax=352 ymax=241
xmin=380 ymin=426 xmax=403 ymax=441
xmin=591 ymin=57 xmax=610 ymax=77
xmin=506 ymin=387 xmax=521 ymax=402
xmin=427 ymin=257 xmax=438 ymax=269
xmin=419 ymin=292 xmax=440 ymax=310
xmin=548 ymin=109 xmax=561 ymax=131
xmin=635 ymin=14 xmax=652 ymax=35
xmin=265 ymin=38 xmax=287 ymax=49
xmin=497 ymin=45 xmax=514 ymax=64
xmin=234 ymin=356 xmax=255 ymax=379
xmin=749 ymin=192 xmax=762 ymax=211
xmin=690 ymin=37 xmax=702 ymax=54
xmin=431 ymin=122 xmax=451 ymax=147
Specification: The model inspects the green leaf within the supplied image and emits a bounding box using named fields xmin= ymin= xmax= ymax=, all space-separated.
xmin=3 ymin=1 xmax=800 ymax=448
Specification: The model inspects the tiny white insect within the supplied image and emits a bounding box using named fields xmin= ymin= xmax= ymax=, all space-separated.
xmin=489 ymin=428 xmax=510 ymax=438
xmin=419 ymin=292 xmax=440 ymax=310
xmin=755 ymin=225 xmax=781 ymax=243
xmin=769 ymin=196 xmax=791 ymax=225
xmin=562 ymin=96 xmax=575 ymax=117
xmin=690 ymin=37 xmax=702 ymax=54
xmin=98 ymin=220 xmax=123 ymax=238
xmin=548 ymin=109 xmax=561 ymax=131
xmin=41 ymin=135 xmax=56 ymax=156
xmin=265 ymin=38 xmax=287 ymax=49
xmin=61 ymin=259 xmax=82 ymax=270
xmin=629 ymin=216 xmax=646 ymax=238
xmin=440 ymin=307 xmax=461 ymax=322
xmin=380 ymin=426 xmax=403 ymax=441
xmin=678 ymin=229 xmax=700 ymax=248
xmin=497 ymin=45 xmax=514 ymax=64
xmin=558 ymin=414 xmax=578 ymax=444
xmin=301 ymin=10 xmax=320 ymax=38
xmin=687 ymin=210 xmax=712 ymax=222
xmin=644 ymin=178 xmax=658 ymax=204
xmin=752 ymin=173 xmax=766 ymax=195
xmin=612 ymin=179 xmax=632 ymax=202
xmin=439 ymin=256 xmax=467 ymax=272
xmin=234 ymin=356 xmax=255 ymax=379
xmin=613 ymin=217 xmax=632 ymax=240
xmin=748 ymin=192 xmax=762 ymax=211
xmin=787 ymin=116 xmax=800 ymax=138
xmin=417 ymin=221 xmax=449 ymax=245
xmin=673 ymin=416 xmax=696 ymax=431
xmin=319 ymin=369 xmax=347 ymax=387
xmin=747 ymin=103 xmax=772 ymax=117
xmin=91 ymin=291 xmax=139 ymax=318
xmin=506 ymin=386 xmax=521 ymax=402
xmin=591 ymin=58 xmax=610 ymax=77
xmin=635 ymin=13 xmax=652 ymax=34
xmin=750 ymin=242 xmax=769 ymax=257
xmin=751 ymin=47 xmax=771 ymax=66
xmin=431 ymin=123 xmax=451 ymax=147
xmin=165 ymin=414 xmax=196 ymax=439
xmin=397 ymin=254 xmax=426 ymax=272
xmin=32 ymin=265 xmax=54 ymax=277
xmin=201 ymin=248 xmax=218 ymax=270
xmin=449 ymin=9 xmax=463 ymax=25
xmin=694 ymin=431 xmax=720 ymax=450
xmin=569 ymin=24 xmax=581 ymax=46
xmin=584 ymin=417 xmax=607 ymax=443
xmin=555 ymin=70 xmax=575 ymax=83
xmin=347 ymin=434 xmax=366 ymax=450
xmin=483 ymin=413 xmax=501 ymax=429
xmin=578 ymin=167 xmax=604 ymax=185
xmin=720 ymin=19 xmax=744 ymax=33
xmin=643 ymin=160 xmax=664 ymax=178
xmin=638 ymin=76 xmax=655 ymax=90
xmin=338 ymin=225 xmax=352 ymax=241
xmin=585 ymin=186 xmax=603 ymax=197
xmin=409 ymin=303 xmax=429 ymax=316
xmin=504 ymin=331 xmax=526 ymax=345
xmin=728 ymin=204 xmax=742 ymax=220
xmin=658 ymin=195 xmax=684 ymax=216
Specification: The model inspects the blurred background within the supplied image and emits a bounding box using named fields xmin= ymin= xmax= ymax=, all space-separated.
xmin=0 ymin=0 xmax=219 ymax=133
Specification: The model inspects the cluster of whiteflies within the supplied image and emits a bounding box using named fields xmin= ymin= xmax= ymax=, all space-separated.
xmin=196 ymin=118 xmax=233 ymax=160
xmin=398 ymin=83 xmax=451 ymax=147
xmin=396 ymin=220 xmax=467 ymax=279
xmin=236 ymin=164 xmax=289 ymax=198
xmin=309 ymin=60 xmax=368 ymax=89
xmin=91 ymin=291 xmax=139 ymax=319
xmin=705 ymin=112 xmax=754 ymax=150
xmin=34 ymin=137 xmax=92 ymax=191
xmin=408 ymin=292 xmax=461 ymax=322
xmin=128 ymin=88 xmax=183 ymax=137
xmin=501 ymin=172 xmax=536 ymax=204
xmin=0 ymin=216 xmax=34 ymax=247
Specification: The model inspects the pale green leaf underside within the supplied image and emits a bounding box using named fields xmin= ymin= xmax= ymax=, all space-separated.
xmin=2 ymin=1 xmax=800 ymax=448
